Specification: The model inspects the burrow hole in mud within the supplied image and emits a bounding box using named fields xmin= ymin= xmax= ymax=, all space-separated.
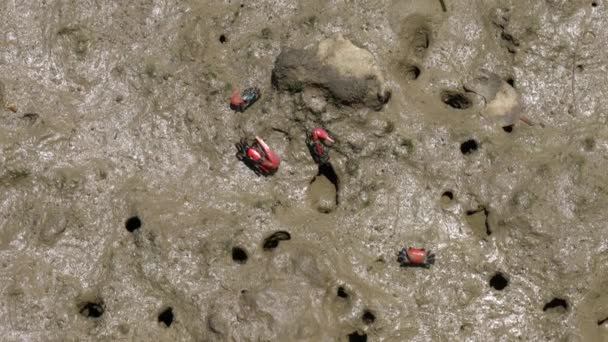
xmin=263 ymin=231 xmax=291 ymax=250
xmin=598 ymin=317 xmax=608 ymax=326
xmin=466 ymin=206 xmax=491 ymax=237
xmin=319 ymin=163 xmax=339 ymax=190
xmin=506 ymin=77 xmax=515 ymax=87
xmin=543 ymin=298 xmax=568 ymax=312
xmin=489 ymin=272 xmax=509 ymax=290
xmin=349 ymin=331 xmax=368 ymax=342
xmin=158 ymin=307 xmax=174 ymax=327
xmin=125 ymin=216 xmax=141 ymax=232
xmin=232 ymin=246 xmax=248 ymax=264
xmin=79 ymin=301 xmax=104 ymax=318
xmin=441 ymin=91 xmax=472 ymax=109
xmin=460 ymin=139 xmax=478 ymax=155
xmin=219 ymin=34 xmax=227 ymax=43
xmin=362 ymin=310 xmax=376 ymax=324
xmin=502 ymin=125 xmax=514 ymax=133
xmin=577 ymin=64 xmax=584 ymax=72
xmin=592 ymin=1 xmax=598 ymax=6
xmin=405 ymin=65 xmax=421 ymax=80
xmin=337 ymin=286 xmax=349 ymax=298
xmin=441 ymin=191 xmax=455 ymax=207
xmin=310 ymin=162 xmax=340 ymax=210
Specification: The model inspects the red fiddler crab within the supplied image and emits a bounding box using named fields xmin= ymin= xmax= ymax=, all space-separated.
xmin=230 ymin=87 xmax=260 ymax=112
xmin=397 ymin=247 xmax=435 ymax=268
xmin=235 ymin=136 xmax=280 ymax=176
xmin=305 ymin=128 xmax=335 ymax=164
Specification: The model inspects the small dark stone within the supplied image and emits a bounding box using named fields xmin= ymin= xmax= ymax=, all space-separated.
xmin=263 ymin=231 xmax=291 ymax=250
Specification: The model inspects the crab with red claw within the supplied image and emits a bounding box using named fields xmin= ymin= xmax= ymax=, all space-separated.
xmin=397 ymin=247 xmax=435 ymax=268
xmin=305 ymin=128 xmax=335 ymax=164
xmin=230 ymin=87 xmax=261 ymax=112
xmin=235 ymin=136 xmax=281 ymax=177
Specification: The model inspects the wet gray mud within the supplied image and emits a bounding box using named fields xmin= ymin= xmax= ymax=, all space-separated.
xmin=1 ymin=0 xmax=608 ymax=341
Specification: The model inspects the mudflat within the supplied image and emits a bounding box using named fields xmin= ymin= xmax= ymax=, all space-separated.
xmin=1 ymin=1 xmax=607 ymax=341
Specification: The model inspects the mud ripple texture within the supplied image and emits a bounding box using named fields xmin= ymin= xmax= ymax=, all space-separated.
xmin=1 ymin=0 xmax=608 ymax=341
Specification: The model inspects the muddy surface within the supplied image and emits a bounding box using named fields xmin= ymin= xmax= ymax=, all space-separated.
xmin=1 ymin=0 xmax=608 ymax=341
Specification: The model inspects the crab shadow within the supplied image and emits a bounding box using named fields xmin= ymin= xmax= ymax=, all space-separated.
xmin=313 ymin=162 xmax=339 ymax=205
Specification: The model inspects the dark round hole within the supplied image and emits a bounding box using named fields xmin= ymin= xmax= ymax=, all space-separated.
xmin=441 ymin=91 xmax=472 ymax=109
xmin=442 ymin=191 xmax=454 ymax=200
xmin=125 ymin=216 xmax=141 ymax=232
xmin=231 ymin=247 xmax=248 ymax=263
xmin=577 ymin=64 xmax=584 ymax=72
xmin=362 ymin=310 xmax=375 ymax=324
xmin=80 ymin=302 xmax=104 ymax=318
xmin=543 ymin=298 xmax=568 ymax=311
xmin=337 ymin=286 xmax=348 ymax=298
xmin=502 ymin=125 xmax=514 ymax=133
xmin=506 ymin=78 xmax=515 ymax=87
xmin=219 ymin=34 xmax=227 ymax=43
xmin=240 ymin=4 xmax=244 ymax=7
xmin=489 ymin=272 xmax=508 ymax=290
xmin=460 ymin=139 xmax=478 ymax=154
xmin=158 ymin=307 xmax=174 ymax=327
xmin=348 ymin=331 xmax=368 ymax=342
xmin=405 ymin=65 xmax=421 ymax=80
xmin=592 ymin=1 xmax=598 ymax=6
xmin=263 ymin=231 xmax=291 ymax=250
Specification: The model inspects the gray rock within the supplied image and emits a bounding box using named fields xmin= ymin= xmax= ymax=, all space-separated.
xmin=272 ymin=35 xmax=391 ymax=110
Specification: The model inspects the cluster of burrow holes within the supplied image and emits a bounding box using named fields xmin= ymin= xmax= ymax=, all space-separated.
xmin=76 ymin=16 xmax=608 ymax=338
